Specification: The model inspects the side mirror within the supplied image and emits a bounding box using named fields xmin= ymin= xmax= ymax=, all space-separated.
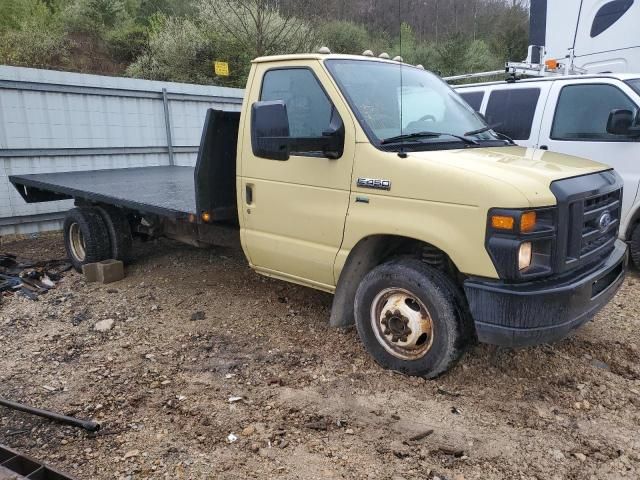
xmin=606 ymin=109 xmax=640 ymax=137
xmin=251 ymin=101 xmax=291 ymax=161
xmin=251 ymin=101 xmax=345 ymax=161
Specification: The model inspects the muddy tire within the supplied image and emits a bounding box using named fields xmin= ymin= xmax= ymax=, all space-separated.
xmin=354 ymin=258 xmax=471 ymax=378
xmin=63 ymin=208 xmax=111 ymax=272
xmin=96 ymin=205 xmax=133 ymax=264
xmin=630 ymin=223 xmax=640 ymax=269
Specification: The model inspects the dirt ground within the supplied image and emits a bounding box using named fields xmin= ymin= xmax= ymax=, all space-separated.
xmin=1 ymin=231 xmax=639 ymax=480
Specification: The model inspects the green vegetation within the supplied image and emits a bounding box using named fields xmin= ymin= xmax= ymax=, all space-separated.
xmin=0 ymin=0 xmax=529 ymax=86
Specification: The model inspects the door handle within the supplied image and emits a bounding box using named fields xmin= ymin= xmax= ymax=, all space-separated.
xmin=539 ymin=145 xmax=549 ymax=150
xmin=245 ymin=184 xmax=254 ymax=205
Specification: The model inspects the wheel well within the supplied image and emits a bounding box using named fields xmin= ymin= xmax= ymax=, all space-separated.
xmin=329 ymin=235 xmax=462 ymax=328
xmin=625 ymin=208 xmax=640 ymax=240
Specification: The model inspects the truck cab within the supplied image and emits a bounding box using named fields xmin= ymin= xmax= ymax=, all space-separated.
xmin=456 ymin=73 xmax=640 ymax=267
xmin=237 ymin=53 xmax=627 ymax=376
xmin=10 ymin=53 xmax=629 ymax=378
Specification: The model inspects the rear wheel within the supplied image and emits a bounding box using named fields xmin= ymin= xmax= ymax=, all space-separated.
xmin=63 ymin=208 xmax=111 ymax=272
xmin=354 ymin=258 xmax=471 ymax=378
xmin=96 ymin=205 xmax=133 ymax=264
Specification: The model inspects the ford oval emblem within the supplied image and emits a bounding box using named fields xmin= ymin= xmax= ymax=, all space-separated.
xmin=598 ymin=211 xmax=613 ymax=233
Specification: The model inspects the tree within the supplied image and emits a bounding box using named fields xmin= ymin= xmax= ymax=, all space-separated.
xmin=126 ymin=14 xmax=211 ymax=83
xmin=318 ymin=20 xmax=370 ymax=55
xmin=0 ymin=0 xmax=68 ymax=68
xmin=197 ymin=0 xmax=316 ymax=59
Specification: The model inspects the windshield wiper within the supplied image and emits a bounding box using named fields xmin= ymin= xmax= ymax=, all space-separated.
xmin=465 ymin=124 xmax=516 ymax=145
xmin=464 ymin=125 xmax=493 ymax=136
xmin=381 ymin=131 xmax=477 ymax=145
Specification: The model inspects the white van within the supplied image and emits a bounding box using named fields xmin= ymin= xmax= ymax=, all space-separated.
xmin=455 ymin=74 xmax=640 ymax=265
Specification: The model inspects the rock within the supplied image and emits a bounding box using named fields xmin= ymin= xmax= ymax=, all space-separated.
xmin=549 ymin=449 xmax=565 ymax=461
xmin=227 ymin=433 xmax=238 ymax=443
xmin=250 ymin=442 xmax=260 ymax=453
xmin=345 ymin=428 xmax=354 ymax=435
xmin=72 ymin=311 xmax=88 ymax=326
xmin=573 ymin=452 xmax=587 ymax=461
xmin=190 ymin=311 xmax=205 ymax=321
xmin=123 ymin=449 xmax=139 ymax=459
xmin=94 ymin=319 xmax=114 ymax=332
xmin=590 ymin=359 xmax=610 ymax=370
xmin=242 ymin=425 xmax=256 ymax=436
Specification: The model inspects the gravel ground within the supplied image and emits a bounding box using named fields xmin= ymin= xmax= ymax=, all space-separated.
xmin=1 ymin=231 xmax=639 ymax=480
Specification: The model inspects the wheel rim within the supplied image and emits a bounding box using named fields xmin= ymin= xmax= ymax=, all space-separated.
xmin=370 ymin=288 xmax=435 ymax=360
xmin=69 ymin=222 xmax=86 ymax=262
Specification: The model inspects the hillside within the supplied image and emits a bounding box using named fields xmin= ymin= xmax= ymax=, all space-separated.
xmin=0 ymin=0 xmax=529 ymax=87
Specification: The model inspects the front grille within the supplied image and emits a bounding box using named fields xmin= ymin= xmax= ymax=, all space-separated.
xmin=579 ymin=189 xmax=621 ymax=257
xmin=550 ymin=171 xmax=623 ymax=274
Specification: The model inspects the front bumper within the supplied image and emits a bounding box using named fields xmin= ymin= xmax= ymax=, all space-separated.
xmin=464 ymin=239 xmax=627 ymax=348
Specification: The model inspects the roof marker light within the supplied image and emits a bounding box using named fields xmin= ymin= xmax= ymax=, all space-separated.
xmin=318 ymin=46 xmax=331 ymax=54
xmin=416 ymin=64 xmax=425 ymax=70
xmin=379 ymin=52 xmax=390 ymax=59
xmin=362 ymin=50 xmax=374 ymax=57
xmin=393 ymin=56 xmax=404 ymax=62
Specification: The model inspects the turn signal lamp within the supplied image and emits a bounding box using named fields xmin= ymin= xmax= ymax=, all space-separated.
xmin=491 ymin=215 xmax=515 ymax=231
xmin=202 ymin=211 xmax=212 ymax=223
xmin=520 ymin=211 xmax=537 ymax=233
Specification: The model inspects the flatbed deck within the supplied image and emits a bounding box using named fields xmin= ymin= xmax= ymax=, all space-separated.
xmin=10 ymin=166 xmax=197 ymax=218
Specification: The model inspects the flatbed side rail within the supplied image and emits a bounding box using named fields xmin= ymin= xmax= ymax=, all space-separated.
xmin=9 ymin=167 xmax=196 ymax=221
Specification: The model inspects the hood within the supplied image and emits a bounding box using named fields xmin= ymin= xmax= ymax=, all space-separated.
xmin=410 ymin=146 xmax=610 ymax=206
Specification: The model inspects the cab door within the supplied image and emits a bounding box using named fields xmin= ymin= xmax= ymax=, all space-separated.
xmin=537 ymin=79 xmax=640 ymax=222
xmin=239 ymin=61 xmax=356 ymax=290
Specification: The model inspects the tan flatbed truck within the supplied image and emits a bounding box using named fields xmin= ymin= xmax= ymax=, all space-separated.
xmin=10 ymin=52 xmax=628 ymax=378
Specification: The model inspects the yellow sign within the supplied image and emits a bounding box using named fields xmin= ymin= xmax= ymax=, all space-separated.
xmin=214 ymin=61 xmax=230 ymax=76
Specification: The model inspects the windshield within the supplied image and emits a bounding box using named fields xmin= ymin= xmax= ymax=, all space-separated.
xmin=627 ymin=79 xmax=640 ymax=96
xmin=325 ymin=59 xmax=498 ymax=146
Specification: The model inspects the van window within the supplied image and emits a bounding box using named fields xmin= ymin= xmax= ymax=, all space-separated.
xmin=459 ymin=91 xmax=484 ymax=112
xmin=591 ymin=0 xmax=634 ymax=37
xmin=485 ymin=88 xmax=541 ymax=140
xmin=551 ymin=84 xmax=637 ymax=141
xmin=627 ymin=79 xmax=640 ymax=95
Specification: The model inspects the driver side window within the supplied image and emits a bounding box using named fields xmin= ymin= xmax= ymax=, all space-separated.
xmin=260 ymin=68 xmax=334 ymax=141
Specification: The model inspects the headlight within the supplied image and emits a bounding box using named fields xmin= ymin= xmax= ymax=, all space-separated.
xmin=486 ymin=208 xmax=555 ymax=281
xmin=518 ymin=242 xmax=532 ymax=270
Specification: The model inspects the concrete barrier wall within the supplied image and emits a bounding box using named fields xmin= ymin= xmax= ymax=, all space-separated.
xmin=0 ymin=65 xmax=244 ymax=235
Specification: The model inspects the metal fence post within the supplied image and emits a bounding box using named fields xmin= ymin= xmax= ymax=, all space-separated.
xmin=162 ymin=88 xmax=175 ymax=166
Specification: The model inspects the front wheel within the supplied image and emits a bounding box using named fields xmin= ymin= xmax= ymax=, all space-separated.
xmin=354 ymin=259 xmax=471 ymax=378
xmin=629 ymin=222 xmax=640 ymax=269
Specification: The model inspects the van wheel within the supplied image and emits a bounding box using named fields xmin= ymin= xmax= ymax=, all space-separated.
xmin=96 ymin=205 xmax=133 ymax=264
xmin=354 ymin=258 xmax=471 ymax=378
xmin=630 ymin=223 xmax=640 ymax=269
xmin=63 ymin=208 xmax=111 ymax=272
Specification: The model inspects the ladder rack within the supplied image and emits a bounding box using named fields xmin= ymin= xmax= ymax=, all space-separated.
xmin=444 ymin=46 xmax=587 ymax=83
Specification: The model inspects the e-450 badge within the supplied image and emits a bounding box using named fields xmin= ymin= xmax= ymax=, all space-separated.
xmin=357 ymin=178 xmax=391 ymax=191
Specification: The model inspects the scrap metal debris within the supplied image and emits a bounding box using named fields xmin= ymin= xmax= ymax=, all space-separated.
xmin=0 ymin=444 xmax=77 ymax=480
xmin=0 ymin=253 xmax=71 ymax=301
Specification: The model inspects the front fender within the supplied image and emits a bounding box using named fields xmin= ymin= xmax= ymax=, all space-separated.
xmin=335 ymin=194 xmax=499 ymax=283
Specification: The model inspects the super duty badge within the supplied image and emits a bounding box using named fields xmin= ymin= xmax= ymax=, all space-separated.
xmin=357 ymin=178 xmax=391 ymax=191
